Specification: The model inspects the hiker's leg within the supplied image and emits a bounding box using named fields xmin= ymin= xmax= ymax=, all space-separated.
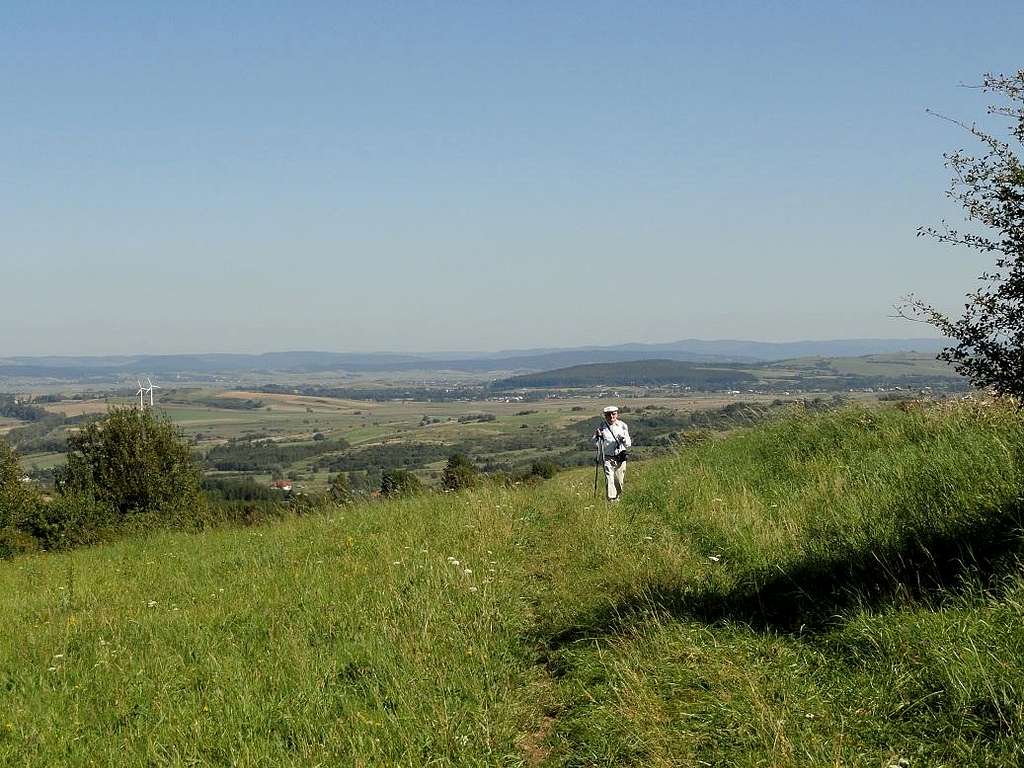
xmin=614 ymin=462 xmax=626 ymax=497
xmin=604 ymin=461 xmax=617 ymax=500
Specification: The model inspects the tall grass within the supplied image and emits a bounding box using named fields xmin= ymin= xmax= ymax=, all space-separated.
xmin=2 ymin=399 xmax=1022 ymax=766
xmin=541 ymin=400 xmax=1024 ymax=766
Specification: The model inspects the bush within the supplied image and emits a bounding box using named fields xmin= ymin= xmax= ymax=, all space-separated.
xmin=441 ymin=453 xmax=478 ymax=491
xmin=380 ymin=469 xmax=423 ymax=498
xmin=17 ymin=493 xmax=117 ymax=551
xmin=1 ymin=438 xmax=39 ymax=543
xmin=530 ymin=459 xmax=561 ymax=480
xmin=0 ymin=526 xmax=40 ymax=559
xmin=57 ymin=407 xmax=206 ymax=528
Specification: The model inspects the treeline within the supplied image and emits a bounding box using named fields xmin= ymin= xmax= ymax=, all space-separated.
xmin=205 ymin=437 xmax=350 ymax=472
xmin=164 ymin=395 xmax=265 ymax=410
xmin=0 ymin=396 xmax=52 ymax=422
xmin=493 ymin=359 xmax=758 ymax=389
xmin=0 ymin=395 xmax=94 ymax=455
xmin=256 ymin=384 xmax=488 ymax=402
xmin=316 ymin=442 xmax=451 ymax=473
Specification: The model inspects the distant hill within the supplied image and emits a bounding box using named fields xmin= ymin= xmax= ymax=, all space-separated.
xmin=0 ymin=339 xmax=950 ymax=380
xmin=492 ymin=360 xmax=758 ymax=389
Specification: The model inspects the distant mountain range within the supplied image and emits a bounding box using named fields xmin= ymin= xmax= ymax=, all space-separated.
xmin=0 ymin=339 xmax=950 ymax=380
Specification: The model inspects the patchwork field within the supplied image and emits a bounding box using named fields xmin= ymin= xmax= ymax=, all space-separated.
xmin=20 ymin=388 xmax=813 ymax=492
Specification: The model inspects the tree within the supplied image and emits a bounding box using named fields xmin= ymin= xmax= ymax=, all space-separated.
xmin=57 ymin=407 xmax=205 ymax=525
xmin=902 ymin=71 xmax=1024 ymax=398
xmin=0 ymin=438 xmax=42 ymax=557
xmin=380 ymin=469 xmax=422 ymax=498
xmin=0 ymin=439 xmax=33 ymax=530
xmin=441 ymin=453 xmax=478 ymax=491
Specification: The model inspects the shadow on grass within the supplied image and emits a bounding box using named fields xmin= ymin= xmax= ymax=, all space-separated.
xmin=535 ymin=499 xmax=1024 ymax=655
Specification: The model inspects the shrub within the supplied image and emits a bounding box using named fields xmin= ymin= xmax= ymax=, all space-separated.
xmin=1 ymin=438 xmax=40 ymax=552
xmin=530 ymin=459 xmax=561 ymax=480
xmin=441 ymin=453 xmax=478 ymax=491
xmin=17 ymin=493 xmax=117 ymax=550
xmin=380 ymin=469 xmax=423 ymax=498
xmin=57 ymin=407 xmax=206 ymax=528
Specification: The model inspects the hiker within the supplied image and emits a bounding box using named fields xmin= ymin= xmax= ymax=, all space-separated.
xmin=593 ymin=405 xmax=631 ymax=501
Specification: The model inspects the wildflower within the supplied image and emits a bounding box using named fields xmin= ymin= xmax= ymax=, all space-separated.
xmin=708 ymin=556 xmax=721 ymax=563
xmin=463 ymin=568 xmax=472 ymax=575
xmin=147 ymin=600 xmax=158 ymax=608
xmin=469 ymin=586 xmax=478 ymax=592
xmin=805 ymin=713 xmax=815 ymax=719
xmin=52 ymin=654 xmax=64 ymax=660
xmin=392 ymin=561 xmax=402 ymax=566
xmin=47 ymin=667 xmax=57 ymax=672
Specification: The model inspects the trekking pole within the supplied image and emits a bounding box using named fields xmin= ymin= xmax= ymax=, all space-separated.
xmin=593 ymin=422 xmax=605 ymax=499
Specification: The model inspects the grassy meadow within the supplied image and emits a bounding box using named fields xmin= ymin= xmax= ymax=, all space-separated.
xmin=2 ymin=399 xmax=1023 ymax=766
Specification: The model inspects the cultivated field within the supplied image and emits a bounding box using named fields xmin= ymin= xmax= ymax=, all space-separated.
xmin=22 ymin=389 xmax=811 ymax=491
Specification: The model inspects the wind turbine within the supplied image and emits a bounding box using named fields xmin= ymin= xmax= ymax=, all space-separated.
xmin=136 ymin=380 xmax=145 ymax=411
xmin=146 ymin=377 xmax=161 ymax=407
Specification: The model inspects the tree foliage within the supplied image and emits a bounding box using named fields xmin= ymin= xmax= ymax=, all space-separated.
xmin=380 ymin=469 xmax=422 ymax=498
xmin=0 ymin=439 xmax=32 ymax=530
xmin=57 ymin=407 xmax=205 ymax=524
xmin=903 ymin=71 xmax=1024 ymax=398
xmin=441 ymin=453 xmax=478 ymax=491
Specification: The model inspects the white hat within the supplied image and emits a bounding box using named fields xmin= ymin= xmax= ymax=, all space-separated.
xmin=602 ymin=405 xmax=619 ymax=414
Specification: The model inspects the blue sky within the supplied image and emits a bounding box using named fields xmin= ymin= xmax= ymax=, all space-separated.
xmin=2 ymin=1 xmax=1022 ymax=355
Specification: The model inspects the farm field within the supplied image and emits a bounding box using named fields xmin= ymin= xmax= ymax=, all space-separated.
xmin=20 ymin=388 xmax=820 ymax=492
xmin=0 ymin=416 xmax=25 ymax=435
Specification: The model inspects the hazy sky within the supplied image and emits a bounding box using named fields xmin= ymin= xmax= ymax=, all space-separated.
xmin=2 ymin=1 xmax=1022 ymax=355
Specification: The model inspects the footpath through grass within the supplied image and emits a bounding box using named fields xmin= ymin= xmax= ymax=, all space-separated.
xmin=2 ymin=400 xmax=1023 ymax=766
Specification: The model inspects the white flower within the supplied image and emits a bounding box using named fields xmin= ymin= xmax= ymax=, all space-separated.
xmin=147 ymin=600 xmax=158 ymax=608
xmin=469 ymin=586 xmax=478 ymax=592
xmin=708 ymin=556 xmax=721 ymax=563
xmin=52 ymin=654 xmax=64 ymax=659
xmin=392 ymin=561 xmax=402 ymax=566
xmin=463 ymin=568 xmax=472 ymax=575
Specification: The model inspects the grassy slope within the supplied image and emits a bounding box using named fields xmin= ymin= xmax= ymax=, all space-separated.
xmin=2 ymin=401 xmax=1023 ymax=766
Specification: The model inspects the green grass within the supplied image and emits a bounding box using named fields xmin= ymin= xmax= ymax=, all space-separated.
xmin=2 ymin=399 xmax=1023 ymax=766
